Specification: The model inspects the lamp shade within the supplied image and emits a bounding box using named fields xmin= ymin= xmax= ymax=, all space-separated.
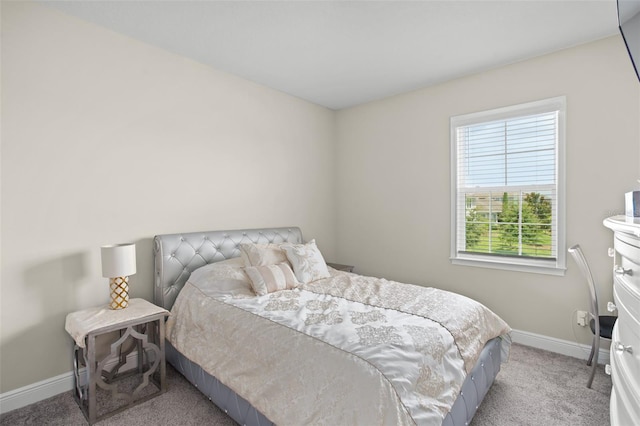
xmin=101 ymin=243 xmax=136 ymax=278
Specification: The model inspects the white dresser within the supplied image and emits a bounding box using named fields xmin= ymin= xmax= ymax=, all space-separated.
xmin=604 ymin=216 xmax=640 ymax=426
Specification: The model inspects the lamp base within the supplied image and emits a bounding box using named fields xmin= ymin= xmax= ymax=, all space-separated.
xmin=109 ymin=277 xmax=129 ymax=310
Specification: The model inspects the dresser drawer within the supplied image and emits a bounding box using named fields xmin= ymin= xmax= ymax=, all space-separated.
xmin=612 ymin=280 xmax=640 ymax=384
xmin=614 ymin=233 xmax=640 ymax=292
xmin=610 ymin=324 xmax=640 ymax=425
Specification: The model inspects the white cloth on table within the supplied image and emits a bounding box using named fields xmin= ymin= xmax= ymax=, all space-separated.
xmin=65 ymin=298 xmax=169 ymax=348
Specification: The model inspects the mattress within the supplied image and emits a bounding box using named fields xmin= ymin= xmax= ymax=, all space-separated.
xmin=165 ymin=259 xmax=511 ymax=425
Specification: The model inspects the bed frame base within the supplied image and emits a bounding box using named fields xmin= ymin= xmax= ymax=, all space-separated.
xmin=167 ymin=342 xmax=272 ymax=426
xmin=443 ymin=337 xmax=502 ymax=426
xmin=167 ymin=338 xmax=502 ymax=426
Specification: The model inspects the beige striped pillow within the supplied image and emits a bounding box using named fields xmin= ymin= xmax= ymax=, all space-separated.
xmin=244 ymin=263 xmax=300 ymax=296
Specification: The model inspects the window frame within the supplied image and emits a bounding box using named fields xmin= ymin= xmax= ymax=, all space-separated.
xmin=450 ymin=96 xmax=566 ymax=276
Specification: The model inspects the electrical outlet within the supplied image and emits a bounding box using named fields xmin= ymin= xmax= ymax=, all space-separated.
xmin=577 ymin=310 xmax=588 ymax=327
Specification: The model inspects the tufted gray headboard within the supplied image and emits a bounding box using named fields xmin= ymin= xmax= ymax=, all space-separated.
xmin=153 ymin=227 xmax=303 ymax=311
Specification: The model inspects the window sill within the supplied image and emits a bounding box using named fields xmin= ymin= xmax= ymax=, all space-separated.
xmin=450 ymin=255 xmax=566 ymax=276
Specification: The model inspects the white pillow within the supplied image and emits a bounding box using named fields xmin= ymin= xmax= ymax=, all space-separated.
xmin=239 ymin=243 xmax=288 ymax=267
xmin=187 ymin=257 xmax=254 ymax=299
xmin=214 ymin=257 xmax=245 ymax=266
xmin=282 ymin=239 xmax=330 ymax=284
xmin=244 ymin=263 xmax=300 ymax=296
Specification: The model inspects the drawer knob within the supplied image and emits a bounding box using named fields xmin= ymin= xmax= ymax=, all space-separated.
xmin=614 ymin=265 xmax=632 ymax=276
xmin=608 ymin=247 xmax=615 ymax=257
xmin=607 ymin=302 xmax=618 ymax=312
xmin=605 ymin=364 xmax=612 ymax=376
xmin=615 ymin=342 xmax=633 ymax=354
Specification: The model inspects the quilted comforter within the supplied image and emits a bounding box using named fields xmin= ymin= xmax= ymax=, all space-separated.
xmin=166 ymin=259 xmax=511 ymax=425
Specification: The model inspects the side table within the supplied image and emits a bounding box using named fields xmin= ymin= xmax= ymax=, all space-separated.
xmin=326 ymin=262 xmax=355 ymax=273
xmin=65 ymin=298 xmax=169 ymax=424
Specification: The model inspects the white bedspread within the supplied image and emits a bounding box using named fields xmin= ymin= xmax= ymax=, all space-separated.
xmin=166 ymin=261 xmax=511 ymax=425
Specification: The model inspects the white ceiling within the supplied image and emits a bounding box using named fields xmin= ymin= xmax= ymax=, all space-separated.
xmin=43 ymin=0 xmax=620 ymax=110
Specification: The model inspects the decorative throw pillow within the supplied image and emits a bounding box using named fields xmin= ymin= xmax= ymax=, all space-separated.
xmin=281 ymin=239 xmax=330 ymax=284
xmin=239 ymin=243 xmax=288 ymax=267
xmin=244 ymin=263 xmax=300 ymax=296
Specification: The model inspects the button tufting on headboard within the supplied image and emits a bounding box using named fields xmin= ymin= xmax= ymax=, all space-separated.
xmin=153 ymin=227 xmax=303 ymax=311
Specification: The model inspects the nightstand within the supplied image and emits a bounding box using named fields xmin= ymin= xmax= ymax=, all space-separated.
xmin=65 ymin=298 xmax=169 ymax=424
xmin=326 ymin=262 xmax=355 ymax=273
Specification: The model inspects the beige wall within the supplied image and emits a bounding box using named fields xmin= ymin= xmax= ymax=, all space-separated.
xmin=335 ymin=36 xmax=640 ymax=344
xmin=2 ymin=1 xmax=640 ymax=399
xmin=0 ymin=2 xmax=336 ymax=393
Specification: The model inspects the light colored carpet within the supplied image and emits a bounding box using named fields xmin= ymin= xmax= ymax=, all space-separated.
xmin=0 ymin=343 xmax=611 ymax=425
xmin=471 ymin=344 xmax=611 ymax=425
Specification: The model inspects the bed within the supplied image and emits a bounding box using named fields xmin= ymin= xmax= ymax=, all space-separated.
xmin=153 ymin=227 xmax=511 ymax=425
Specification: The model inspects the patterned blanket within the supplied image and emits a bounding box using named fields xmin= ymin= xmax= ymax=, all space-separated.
xmin=166 ymin=260 xmax=511 ymax=425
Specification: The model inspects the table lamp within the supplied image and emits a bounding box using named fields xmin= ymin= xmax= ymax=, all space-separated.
xmin=101 ymin=243 xmax=136 ymax=310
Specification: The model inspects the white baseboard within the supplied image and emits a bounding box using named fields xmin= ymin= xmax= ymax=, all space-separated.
xmin=0 ymin=351 xmax=139 ymax=415
xmin=511 ymin=328 xmax=610 ymax=365
xmin=0 ymin=330 xmax=609 ymax=415
xmin=0 ymin=371 xmax=75 ymax=415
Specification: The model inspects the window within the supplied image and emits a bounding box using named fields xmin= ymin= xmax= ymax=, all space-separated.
xmin=450 ymin=97 xmax=566 ymax=275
